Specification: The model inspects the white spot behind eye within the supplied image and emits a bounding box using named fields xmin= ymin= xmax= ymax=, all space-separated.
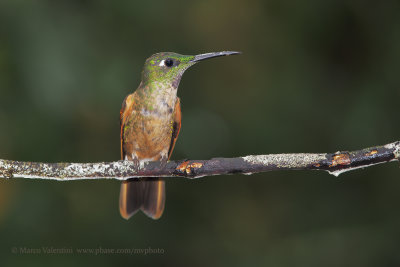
xmin=159 ymin=60 xmax=165 ymax=67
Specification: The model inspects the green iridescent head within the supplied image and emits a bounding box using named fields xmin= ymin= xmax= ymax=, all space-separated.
xmin=141 ymin=51 xmax=240 ymax=88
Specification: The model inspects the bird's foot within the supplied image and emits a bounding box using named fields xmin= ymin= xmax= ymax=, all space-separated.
xmin=132 ymin=158 xmax=141 ymax=172
xmin=160 ymin=155 xmax=169 ymax=169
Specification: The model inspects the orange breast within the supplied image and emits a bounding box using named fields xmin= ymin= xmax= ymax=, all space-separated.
xmin=121 ymin=99 xmax=174 ymax=161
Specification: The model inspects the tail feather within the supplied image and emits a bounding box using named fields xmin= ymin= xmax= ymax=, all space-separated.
xmin=119 ymin=179 xmax=165 ymax=220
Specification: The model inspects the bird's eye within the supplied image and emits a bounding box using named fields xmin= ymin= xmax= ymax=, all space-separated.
xmin=165 ymin=58 xmax=174 ymax=67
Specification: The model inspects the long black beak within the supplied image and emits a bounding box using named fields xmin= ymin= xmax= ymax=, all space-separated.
xmin=191 ymin=51 xmax=241 ymax=62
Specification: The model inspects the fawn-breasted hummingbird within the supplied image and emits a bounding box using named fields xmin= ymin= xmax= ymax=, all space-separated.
xmin=119 ymin=51 xmax=240 ymax=219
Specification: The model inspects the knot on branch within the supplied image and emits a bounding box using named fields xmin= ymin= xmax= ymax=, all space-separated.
xmin=329 ymin=152 xmax=351 ymax=167
xmin=174 ymin=161 xmax=204 ymax=177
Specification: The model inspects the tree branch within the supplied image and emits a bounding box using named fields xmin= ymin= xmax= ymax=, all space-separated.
xmin=0 ymin=141 xmax=399 ymax=181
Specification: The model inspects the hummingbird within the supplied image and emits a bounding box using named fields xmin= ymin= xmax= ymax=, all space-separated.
xmin=119 ymin=51 xmax=240 ymax=220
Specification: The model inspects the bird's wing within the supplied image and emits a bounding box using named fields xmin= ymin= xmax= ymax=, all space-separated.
xmin=167 ymin=97 xmax=182 ymax=160
xmin=120 ymin=93 xmax=135 ymax=160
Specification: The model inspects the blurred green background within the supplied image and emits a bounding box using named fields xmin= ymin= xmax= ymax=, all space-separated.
xmin=0 ymin=0 xmax=399 ymax=266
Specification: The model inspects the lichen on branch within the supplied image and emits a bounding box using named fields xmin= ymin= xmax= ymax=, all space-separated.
xmin=0 ymin=141 xmax=398 ymax=181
